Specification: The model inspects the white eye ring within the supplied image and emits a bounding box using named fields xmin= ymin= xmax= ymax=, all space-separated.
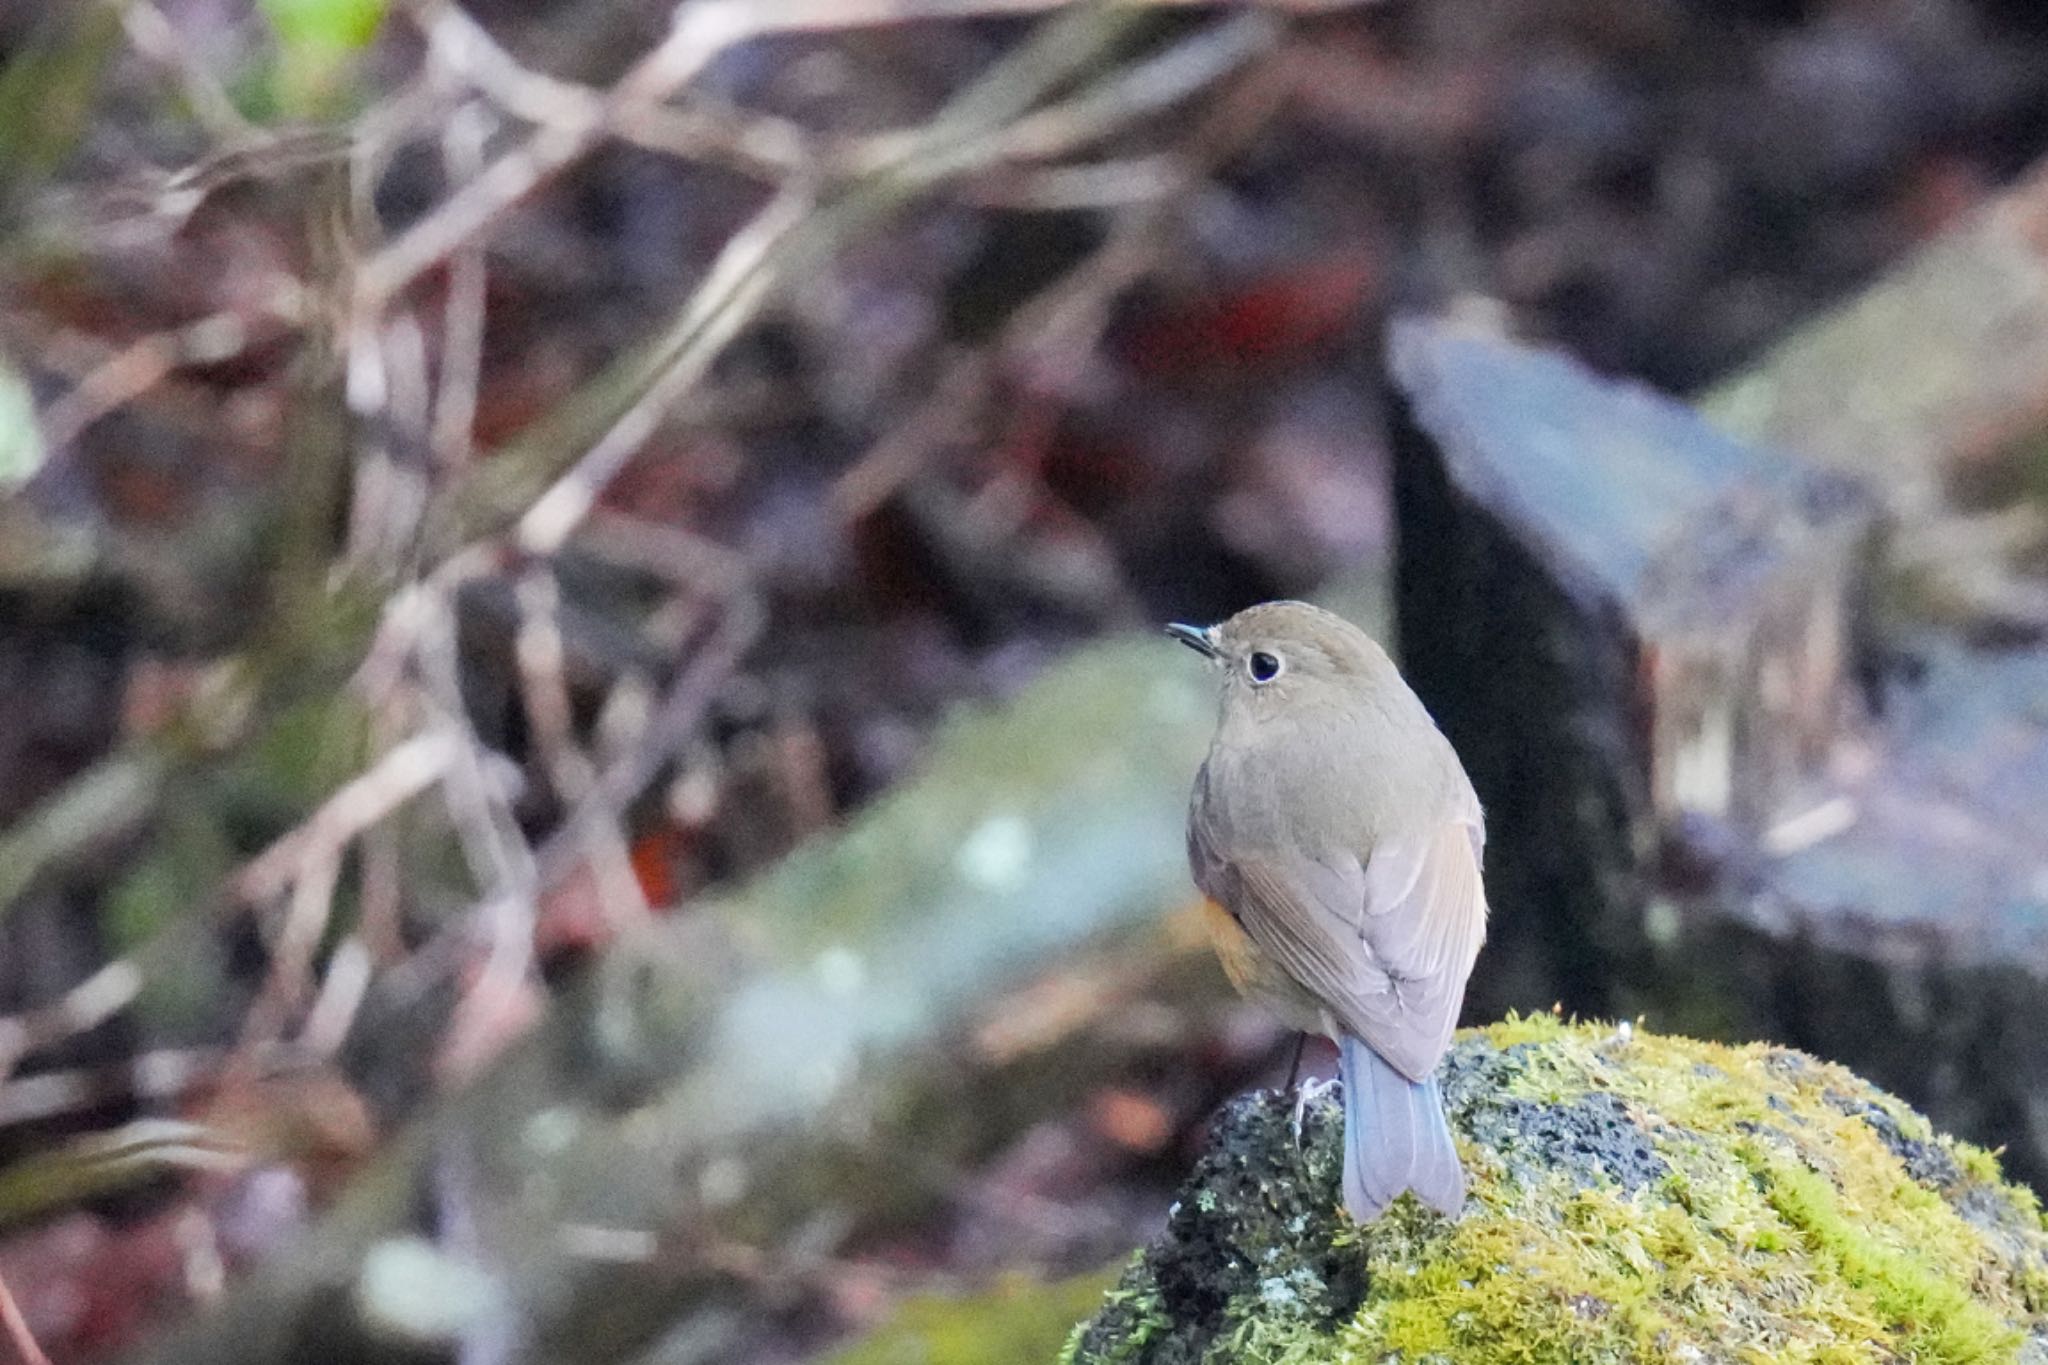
xmin=1246 ymin=650 xmax=1283 ymax=684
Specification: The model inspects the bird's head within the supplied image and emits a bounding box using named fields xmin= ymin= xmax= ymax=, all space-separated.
xmin=1166 ymin=600 xmax=1398 ymax=722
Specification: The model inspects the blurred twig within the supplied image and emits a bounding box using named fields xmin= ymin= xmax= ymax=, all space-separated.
xmin=831 ymin=28 xmax=1293 ymax=520
xmin=361 ymin=0 xmax=1307 ymax=308
xmin=514 ymin=183 xmax=817 ymax=558
xmin=513 ymin=565 xmax=652 ymax=929
xmin=854 ymin=8 xmax=1277 ymax=173
xmin=119 ymin=0 xmax=255 ymax=142
xmin=301 ymin=937 xmax=375 ymax=1057
xmin=233 ymin=734 xmax=459 ymax=909
xmin=447 ymin=5 xmax=1273 ymax=547
xmin=430 ymin=104 xmax=492 ymax=474
xmin=0 ymin=1048 xmax=228 ymax=1130
xmin=0 ymin=1266 xmax=52 ymax=1365
xmin=356 ymin=0 xmax=769 ymax=308
xmin=38 ymin=290 xmax=308 ymax=449
xmin=0 ymin=1121 xmax=243 ymax=1231
xmin=414 ymin=0 xmax=818 ymax=181
xmin=0 ymin=961 xmax=142 ymax=1089
xmin=531 ymin=593 xmax=761 ymax=891
xmin=0 ymin=752 xmax=170 ymax=930
xmin=235 ymin=732 xmax=463 ymax=1049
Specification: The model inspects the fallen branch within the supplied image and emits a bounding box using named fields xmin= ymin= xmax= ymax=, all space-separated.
xmin=126 ymin=630 xmax=1227 ymax=1365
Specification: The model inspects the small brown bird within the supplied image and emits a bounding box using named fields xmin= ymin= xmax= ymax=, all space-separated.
xmin=1169 ymin=601 xmax=1486 ymax=1221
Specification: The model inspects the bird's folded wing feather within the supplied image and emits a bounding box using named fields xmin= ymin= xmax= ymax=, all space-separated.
xmin=1222 ymin=819 xmax=1486 ymax=1082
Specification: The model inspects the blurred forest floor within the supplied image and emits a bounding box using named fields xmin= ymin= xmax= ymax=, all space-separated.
xmin=3 ymin=0 xmax=2048 ymax=1360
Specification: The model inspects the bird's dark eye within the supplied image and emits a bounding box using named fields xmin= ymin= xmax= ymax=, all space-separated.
xmin=1247 ymin=651 xmax=1282 ymax=684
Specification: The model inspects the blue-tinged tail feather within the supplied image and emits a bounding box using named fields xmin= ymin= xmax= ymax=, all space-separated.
xmin=1338 ymin=1032 xmax=1464 ymax=1221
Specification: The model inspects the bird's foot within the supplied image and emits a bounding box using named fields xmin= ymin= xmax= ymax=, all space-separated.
xmin=1291 ymin=1076 xmax=1338 ymax=1146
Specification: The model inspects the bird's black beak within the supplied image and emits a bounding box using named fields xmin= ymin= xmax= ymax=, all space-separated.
xmin=1165 ymin=622 xmax=1222 ymax=659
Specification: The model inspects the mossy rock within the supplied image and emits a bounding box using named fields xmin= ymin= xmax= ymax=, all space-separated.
xmin=1065 ymin=1016 xmax=2048 ymax=1364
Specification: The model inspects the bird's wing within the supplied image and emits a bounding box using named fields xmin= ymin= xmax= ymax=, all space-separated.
xmin=1226 ymin=818 xmax=1485 ymax=1082
xmin=1185 ymin=760 xmax=1232 ymax=906
xmin=1360 ymin=817 xmax=1487 ymax=982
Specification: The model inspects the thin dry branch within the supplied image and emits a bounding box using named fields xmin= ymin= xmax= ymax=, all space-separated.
xmin=512 ymin=565 xmax=651 ymax=928
xmin=531 ymin=593 xmax=761 ymax=891
xmin=853 ymin=8 xmax=1278 ymax=174
xmin=234 ymin=731 xmax=463 ymax=1048
xmin=234 ymin=731 xmax=461 ymax=907
xmin=360 ymin=0 xmax=1315 ymax=308
xmin=446 ymin=5 xmax=1270 ymax=549
xmin=39 ymin=291 xmax=307 ymax=449
xmin=0 ymin=961 xmax=142 ymax=1090
xmin=238 ymin=847 xmax=343 ymax=1049
xmin=960 ymin=153 xmax=1179 ymax=208
xmin=0 ymin=1048 xmax=226 ymax=1130
xmin=516 ymin=183 xmax=816 ymax=557
xmin=431 ymin=104 xmax=492 ymax=473
xmin=298 ymin=937 xmax=375 ymax=1058
xmin=830 ymin=34 xmax=1293 ymax=518
xmin=121 ymin=1 xmax=256 ymax=142
xmin=415 ymin=0 xmax=817 ymax=180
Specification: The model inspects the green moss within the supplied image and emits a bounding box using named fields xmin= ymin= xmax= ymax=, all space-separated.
xmin=1068 ymin=1021 xmax=2048 ymax=1364
xmin=1476 ymin=1005 xmax=1573 ymax=1048
xmin=1058 ymin=1263 xmax=1172 ymax=1365
xmin=825 ymin=1268 xmax=1122 ymax=1365
xmin=1747 ymin=1145 xmax=2017 ymax=1363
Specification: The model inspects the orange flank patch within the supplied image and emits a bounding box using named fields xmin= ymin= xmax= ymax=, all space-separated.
xmin=1201 ymin=896 xmax=1264 ymax=1002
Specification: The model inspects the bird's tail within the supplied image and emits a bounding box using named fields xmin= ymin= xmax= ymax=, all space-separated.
xmin=1338 ymin=1032 xmax=1464 ymax=1221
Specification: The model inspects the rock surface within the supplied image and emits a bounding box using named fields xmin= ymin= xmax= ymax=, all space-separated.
xmin=1065 ymin=1017 xmax=2048 ymax=1364
xmin=1388 ymin=315 xmax=2048 ymax=1193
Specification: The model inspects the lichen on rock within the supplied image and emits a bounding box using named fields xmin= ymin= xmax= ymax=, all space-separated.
xmin=1065 ymin=1015 xmax=2048 ymax=1364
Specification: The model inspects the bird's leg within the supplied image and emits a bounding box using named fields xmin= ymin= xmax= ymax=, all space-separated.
xmin=1281 ymin=1032 xmax=1307 ymax=1093
xmin=1291 ymin=1075 xmax=1338 ymax=1146
xmin=1283 ymin=1035 xmax=1335 ymax=1146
